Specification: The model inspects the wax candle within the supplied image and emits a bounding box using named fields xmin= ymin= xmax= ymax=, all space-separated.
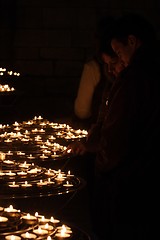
xmin=22 ymin=214 xmax=37 ymax=224
xmin=4 ymin=205 xmax=18 ymax=213
xmin=17 ymin=171 xmax=27 ymax=176
xmin=50 ymin=216 xmax=60 ymax=224
xmin=27 ymin=154 xmax=35 ymax=159
xmin=38 ymin=216 xmax=49 ymax=224
xmin=0 ymin=207 xmax=4 ymax=211
xmin=33 ymin=226 xmax=48 ymax=235
xmin=40 ymin=154 xmax=48 ymax=159
xmin=57 ymin=225 xmax=72 ymax=233
xmin=19 ymin=162 xmax=31 ymax=168
xmin=21 ymin=232 xmax=36 ymax=239
xmin=37 ymin=179 xmax=47 ymax=186
xmin=55 ymin=230 xmax=70 ymax=238
xmin=5 ymin=171 xmax=16 ymax=176
xmin=0 ymin=216 xmax=8 ymax=227
xmin=6 ymin=151 xmax=13 ymax=155
xmin=3 ymin=160 xmax=14 ymax=164
xmin=21 ymin=181 xmax=32 ymax=187
xmin=40 ymin=223 xmax=54 ymax=231
xmin=63 ymin=181 xmax=73 ymax=187
xmin=9 ymin=181 xmax=19 ymax=188
xmin=0 ymin=171 xmax=5 ymax=176
xmin=5 ymin=235 xmax=21 ymax=240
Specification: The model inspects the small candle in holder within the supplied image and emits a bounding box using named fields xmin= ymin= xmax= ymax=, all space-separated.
xmin=57 ymin=225 xmax=72 ymax=234
xmin=5 ymin=171 xmax=16 ymax=176
xmin=55 ymin=228 xmax=70 ymax=238
xmin=5 ymin=235 xmax=21 ymax=240
xmin=0 ymin=216 xmax=8 ymax=226
xmin=4 ymin=205 xmax=18 ymax=213
xmin=3 ymin=160 xmax=14 ymax=164
xmin=17 ymin=171 xmax=27 ymax=176
xmin=22 ymin=213 xmax=37 ymax=224
xmin=37 ymin=179 xmax=48 ymax=187
xmin=33 ymin=226 xmax=48 ymax=235
xmin=50 ymin=216 xmax=60 ymax=224
xmin=0 ymin=207 xmax=4 ymax=211
xmin=40 ymin=223 xmax=54 ymax=231
xmin=4 ymin=205 xmax=20 ymax=217
xmin=21 ymin=181 xmax=32 ymax=187
xmin=19 ymin=161 xmax=30 ymax=168
xmin=21 ymin=232 xmax=36 ymax=239
xmin=38 ymin=216 xmax=49 ymax=224
xmin=9 ymin=181 xmax=19 ymax=188
xmin=63 ymin=181 xmax=73 ymax=187
xmin=27 ymin=154 xmax=35 ymax=160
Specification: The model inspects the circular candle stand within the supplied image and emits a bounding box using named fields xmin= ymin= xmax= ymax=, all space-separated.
xmin=0 ymin=160 xmax=86 ymax=219
xmin=0 ymin=116 xmax=87 ymax=170
xmin=0 ymin=206 xmax=91 ymax=240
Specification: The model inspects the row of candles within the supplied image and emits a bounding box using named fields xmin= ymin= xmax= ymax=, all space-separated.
xmin=0 ymin=205 xmax=72 ymax=239
xmin=0 ymin=84 xmax=15 ymax=92
xmin=0 ymin=116 xmax=84 ymax=239
xmin=0 ymin=67 xmax=20 ymax=76
xmin=0 ymin=158 xmax=74 ymax=189
xmin=0 ymin=116 xmax=87 ymax=161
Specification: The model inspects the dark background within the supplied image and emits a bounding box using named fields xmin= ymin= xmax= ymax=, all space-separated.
xmin=0 ymin=1 xmax=160 ymax=237
xmin=0 ymin=0 xmax=159 ymax=124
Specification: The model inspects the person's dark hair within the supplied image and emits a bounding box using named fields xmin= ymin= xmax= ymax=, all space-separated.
xmin=111 ymin=13 xmax=156 ymax=45
xmin=95 ymin=15 xmax=117 ymax=57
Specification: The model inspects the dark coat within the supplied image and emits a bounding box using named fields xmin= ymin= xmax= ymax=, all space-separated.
xmin=96 ymin=42 xmax=160 ymax=175
xmin=91 ymin=43 xmax=160 ymax=239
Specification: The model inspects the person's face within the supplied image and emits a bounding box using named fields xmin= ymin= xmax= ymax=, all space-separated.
xmin=102 ymin=53 xmax=124 ymax=77
xmin=111 ymin=35 xmax=137 ymax=67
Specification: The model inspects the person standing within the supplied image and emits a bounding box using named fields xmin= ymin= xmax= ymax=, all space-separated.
xmin=68 ymin=13 xmax=159 ymax=240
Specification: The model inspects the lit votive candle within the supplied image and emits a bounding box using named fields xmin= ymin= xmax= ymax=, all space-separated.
xmin=45 ymin=170 xmax=55 ymax=177
xmin=67 ymin=170 xmax=74 ymax=177
xmin=33 ymin=226 xmax=48 ymax=235
xmin=3 ymin=160 xmax=14 ymax=164
xmin=28 ymin=168 xmax=41 ymax=174
xmin=37 ymin=179 xmax=48 ymax=187
xmin=4 ymin=205 xmax=19 ymax=217
xmin=63 ymin=181 xmax=73 ymax=187
xmin=0 ymin=216 xmax=8 ymax=226
xmin=6 ymin=151 xmax=13 ymax=156
xmin=9 ymin=181 xmax=19 ymax=188
xmin=50 ymin=216 xmax=60 ymax=224
xmin=57 ymin=225 xmax=72 ymax=234
xmin=17 ymin=171 xmax=27 ymax=176
xmin=27 ymin=154 xmax=35 ymax=160
xmin=55 ymin=229 xmax=70 ymax=238
xmin=21 ymin=232 xmax=36 ymax=239
xmin=17 ymin=151 xmax=25 ymax=156
xmin=19 ymin=161 xmax=31 ymax=168
xmin=40 ymin=154 xmax=48 ymax=159
xmin=38 ymin=216 xmax=49 ymax=224
xmin=21 ymin=181 xmax=32 ymax=187
xmin=0 ymin=171 xmax=5 ymax=176
xmin=0 ymin=206 xmax=4 ymax=211
xmin=22 ymin=213 xmax=37 ymax=224
xmin=5 ymin=235 xmax=21 ymax=240
xmin=5 ymin=171 xmax=16 ymax=176
xmin=55 ymin=173 xmax=66 ymax=182
xmin=40 ymin=223 xmax=54 ymax=231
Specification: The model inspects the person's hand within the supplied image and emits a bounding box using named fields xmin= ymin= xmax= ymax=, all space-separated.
xmin=66 ymin=141 xmax=87 ymax=155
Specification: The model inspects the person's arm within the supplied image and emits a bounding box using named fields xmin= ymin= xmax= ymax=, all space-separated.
xmin=74 ymin=61 xmax=100 ymax=119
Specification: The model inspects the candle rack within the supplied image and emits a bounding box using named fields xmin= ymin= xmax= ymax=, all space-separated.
xmin=0 ymin=205 xmax=90 ymax=239
xmin=0 ymin=116 xmax=87 ymax=165
xmin=0 ymin=160 xmax=84 ymax=200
